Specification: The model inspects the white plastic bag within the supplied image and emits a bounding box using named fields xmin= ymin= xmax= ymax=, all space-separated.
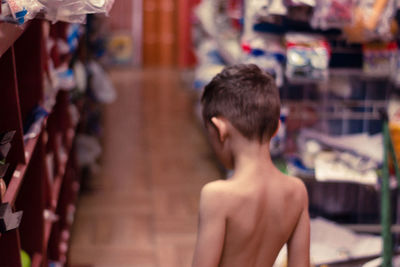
xmin=88 ymin=61 xmax=117 ymax=104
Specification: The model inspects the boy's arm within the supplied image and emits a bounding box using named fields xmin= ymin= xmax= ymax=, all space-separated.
xmin=287 ymin=183 xmax=310 ymax=267
xmin=192 ymin=183 xmax=226 ymax=267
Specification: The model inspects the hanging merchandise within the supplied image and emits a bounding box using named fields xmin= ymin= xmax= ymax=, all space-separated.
xmin=250 ymin=0 xmax=287 ymax=20
xmin=194 ymin=0 xmax=242 ymax=64
xmin=42 ymin=0 xmax=115 ymax=23
xmin=2 ymin=0 xmax=43 ymax=24
xmin=87 ymin=60 xmax=117 ymax=104
xmin=194 ymin=40 xmax=226 ymax=91
xmin=285 ymin=0 xmax=315 ymax=6
xmin=241 ymin=33 xmax=285 ymax=86
xmin=344 ymin=0 xmax=397 ymax=42
xmin=2 ymin=0 xmax=115 ymax=24
xmin=75 ymin=134 xmax=102 ymax=167
xmin=268 ymin=0 xmax=287 ymax=15
xmin=227 ymin=0 xmax=244 ymax=30
xmin=270 ymin=107 xmax=288 ymax=156
xmin=311 ymin=0 xmax=355 ymax=30
xmin=363 ymin=41 xmax=397 ymax=78
xmin=285 ymin=33 xmax=331 ymax=82
xmin=67 ymin=24 xmax=84 ymax=54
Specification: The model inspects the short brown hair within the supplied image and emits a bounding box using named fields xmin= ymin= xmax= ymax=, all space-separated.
xmin=201 ymin=64 xmax=280 ymax=142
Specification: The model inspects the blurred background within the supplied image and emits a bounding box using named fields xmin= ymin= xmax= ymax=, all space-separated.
xmin=3 ymin=0 xmax=400 ymax=267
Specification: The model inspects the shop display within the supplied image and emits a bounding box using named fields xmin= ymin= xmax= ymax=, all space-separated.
xmin=274 ymin=218 xmax=382 ymax=267
xmin=87 ymin=60 xmax=116 ymax=104
xmin=285 ymin=33 xmax=330 ymax=81
xmin=193 ymin=1 xmax=400 ymax=264
xmin=311 ymin=0 xmax=355 ymax=30
xmin=344 ymin=0 xmax=397 ymax=42
xmin=363 ymin=41 xmax=398 ymax=77
xmin=1 ymin=0 xmax=115 ymax=24
xmin=0 ymin=1 xmax=113 ymax=263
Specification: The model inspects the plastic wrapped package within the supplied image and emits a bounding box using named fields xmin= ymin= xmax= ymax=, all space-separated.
xmin=285 ymin=33 xmax=331 ymax=82
xmin=285 ymin=0 xmax=315 ymax=6
xmin=249 ymin=0 xmax=287 ymax=20
xmin=193 ymin=40 xmax=226 ymax=91
xmin=3 ymin=0 xmax=43 ymax=24
xmin=40 ymin=0 xmax=115 ymax=23
xmin=363 ymin=41 xmax=397 ymax=78
xmin=75 ymin=134 xmax=102 ymax=167
xmin=311 ymin=0 xmax=355 ymax=30
xmin=194 ymin=0 xmax=219 ymax=37
xmin=344 ymin=0 xmax=397 ymax=42
xmin=2 ymin=0 xmax=114 ymax=24
xmin=270 ymin=107 xmax=288 ymax=156
xmin=241 ymin=33 xmax=285 ymax=86
xmin=87 ymin=61 xmax=117 ymax=104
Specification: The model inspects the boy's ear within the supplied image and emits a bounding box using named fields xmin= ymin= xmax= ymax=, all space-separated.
xmin=211 ymin=117 xmax=229 ymax=142
xmin=271 ymin=120 xmax=281 ymax=139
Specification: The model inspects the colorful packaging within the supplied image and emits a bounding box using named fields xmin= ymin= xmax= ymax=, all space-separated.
xmin=285 ymin=33 xmax=331 ymax=82
xmin=363 ymin=41 xmax=397 ymax=77
xmin=311 ymin=0 xmax=355 ymax=30
xmin=241 ymin=33 xmax=285 ymax=86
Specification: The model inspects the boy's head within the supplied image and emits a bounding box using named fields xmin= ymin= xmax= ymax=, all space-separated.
xmin=201 ymin=64 xmax=280 ymax=169
xmin=202 ymin=64 xmax=280 ymax=143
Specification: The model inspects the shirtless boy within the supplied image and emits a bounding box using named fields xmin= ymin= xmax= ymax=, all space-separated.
xmin=192 ymin=64 xmax=310 ymax=267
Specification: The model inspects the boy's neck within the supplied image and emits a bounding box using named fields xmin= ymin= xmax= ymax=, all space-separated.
xmin=231 ymin=138 xmax=279 ymax=180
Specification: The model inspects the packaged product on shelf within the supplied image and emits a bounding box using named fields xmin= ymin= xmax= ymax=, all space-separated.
xmin=250 ymin=0 xmax=287 ymax=19
xmin=42 ymin=0 xmax=115 ymax=23
xmin=2 ymin=0 xmax=43 ymax=24
xmin=194 ymin=0 xmax=242 ymax=64
xmin=285 ymin=0 xmax=315 ymax=6
xmin=87 ymin=60 xmax=117 ymax=104
xmin=193 ymin=0 xmax=220 ymax=37
xmin=194 ymin=40 xmax=226 ymax=90
xmin=363 ymin=41 xmax=397 ymax=77
xmin=388 ymin=97 xmax=400 ymax=166
xmin=314 ymin=151 xmax=378 ymax=185
xmin=75 ymin=134 xmax=102 ymax=167
xmin=267 ymin=0 xmax=287 ymax=15
xmin=285 ymin=33 xmax=331 ymax=82
xmin=23 ymin=105 xmax=49 ymax=141
xmin=344 ymin=0 xmax=397 ymax=42
xmin=73 ymin=60 xmax=87 ymax=93
xmin=270 ymin=106 xmax=288 ymax=156
xmin=273 ymin=218 xmax=382 ymax=266
xmin=242 ymin=33 xmax=285 ymax=86
xmin=227 ymin=0 xmax=244 ymax=30
xmin=311 ymin=0 xmax=355 ymax=30
xmin=2 ymin=0 xmax=115 ymax=24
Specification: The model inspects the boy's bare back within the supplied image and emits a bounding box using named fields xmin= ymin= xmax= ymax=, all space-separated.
xmin=193 ymin=64 xmax=310 ymax=267
xmin=192 ymin=170 xmax=309 ymax=267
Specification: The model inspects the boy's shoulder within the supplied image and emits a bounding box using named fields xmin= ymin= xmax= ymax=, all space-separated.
xmin=200 ymin=180 xmax=231 ymax=201
xmin=199 ymin=180 xmax=234 ymax=215
xmin=281 ymin=175 xmax=309 ymax=205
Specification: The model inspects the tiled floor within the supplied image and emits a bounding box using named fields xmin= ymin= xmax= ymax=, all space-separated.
xmin=69 ymin=69 xmax=220 ymax=267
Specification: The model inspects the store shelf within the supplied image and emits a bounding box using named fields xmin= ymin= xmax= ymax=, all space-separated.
xmin=3 ymin=118 xmax=47 ymax=206
xmin=44 ymin=219 xmax=53 ymax=251
xmin=0 ymin=22 xmax=29 ymax=58
xmin=31 ymin=253 xmax=43 ymax=267
xmin=0 ymin=18 xmax=85 ymax=266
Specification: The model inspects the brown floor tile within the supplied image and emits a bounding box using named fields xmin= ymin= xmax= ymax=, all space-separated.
xmin=69 ymin=68 xmax=220 ymax=267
